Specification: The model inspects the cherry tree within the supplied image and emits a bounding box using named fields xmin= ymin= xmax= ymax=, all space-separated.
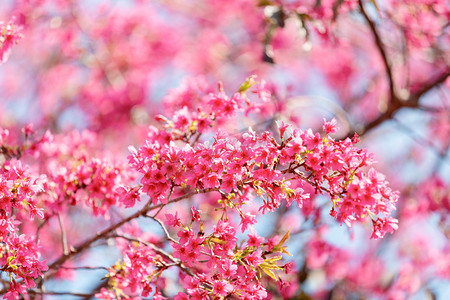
xmin=0 ymin=0 xmax=448 ymax=299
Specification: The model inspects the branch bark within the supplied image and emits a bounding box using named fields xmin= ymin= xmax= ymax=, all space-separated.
xmin=358 ymin=0 xmax=396 ymax=103
xmin=45 ymin=187 xmax=219 ymax=277
xmin=345 ymin=1 xmax=450 ymax=139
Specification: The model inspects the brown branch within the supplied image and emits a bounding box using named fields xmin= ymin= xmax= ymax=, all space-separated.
xmin=113 ymin=234 xmax=195 ymax=277
xmin=343 ymin=1 xmax=450 ymax=139
xmin=345 ymin=2 xmax=450 ymax=139
xmin=35 ymin=214 xmax=53 ymax=245
xmin=28 ymin=290 xmax=93 ymax=297
xmin=58 ymin=266 xmax=108 ymax=271
xmin=58 ymin=213 xmax=69 ymax=256
xmin=358 ymin=0 xmax=396 ymax=103
xmin=152 ymin=185 xmax=174 ymax=218
xmin=45 ymin=187 xmax=219 ymax=277
xmin=346 ymin=69 xmax=450 ymax=138
xmin=145 ymin=215 xmax=179 ymax=244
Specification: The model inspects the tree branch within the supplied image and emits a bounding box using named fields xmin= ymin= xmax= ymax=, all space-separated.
xmin=58 ymin=213 xmax=69 ymax=256
xmin=358 ymin=0 xmax=396 ymax=103
xmin=346 ymin=2 xmax=450 ymax=139
xmin=58 ymin=266 xmax=108 ymax=271
xmin=346 ymin=69 xmax=450 ymax=138
xmin=145 ymin=215 xmax=179 ymax=244
xmin=113 ymin=233 xmax=195 ymax=277
xmin=28 ymin=290 xmax=93 ymax=297
xmin=45 ymin=187 xmax=219 ymax=277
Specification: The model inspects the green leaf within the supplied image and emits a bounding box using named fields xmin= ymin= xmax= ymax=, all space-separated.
xmin=210 ymin=237 xmax=227 ymax=245
xmin=260 ymin=266 xmax=278 ymax=280
xmin=7 ymin=256 xmax=15 ymax=264
xmin=238 ymin=75 xmax=257 ymax=93
xmin=264 ymin=255 xmax=283 ymax=263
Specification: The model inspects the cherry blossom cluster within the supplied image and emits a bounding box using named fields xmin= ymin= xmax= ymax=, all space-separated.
xmin=95 ymin=244 xmax=164 ymax=299
xmin=170 ymin=218 xmax=289 ymax=300
xmin=97 ymin=206 xmax=294 ymax=300
xmin=22 ymin=129 xmax=138 ymax=217
xmin=0 ymin=126 xmax=136 ymax=299
xmin=46 ymin=156 xmax=136 ymax=216
xmin=128 ymin=81 xmax=399 ymax=240
xmin=157 ymin=76 xmax=275 ymax=144
xmin=0 ymin=17 xmax=22 ymax=64
xmin=0 ymin=76 xmax=400 ymax=298
xmin=0 ymin=131 xmax=48 ymax=299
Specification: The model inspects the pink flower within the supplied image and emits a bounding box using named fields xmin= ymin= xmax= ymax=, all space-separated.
xmin=165 ymin=212 xmax=182 ymax=227
xmin=4 ymin=280 xmax=26 ymax=300
xmin=177 ymin=229 xmax=194 ymax=244
xmin=191 ymin=206 xmax=201 ymax=222
xmin=240 ymin=212 xmax=257 ymax=233
xmin=0 ymin=18 xmax=23 ymax=64
xmin=323 ymin=118 xmax=338 ymax=134
xmin=245 ymin=249 xmax=264 ymax=267
xmin=247 ymin=230 xmax=265 ymax=248
xmin=213 ymin=280 xmax=233 ymax=297
xmin=221 ymin=258 xmax=238 ymax=277
xmin=253 ymin=80 xmax=272 ymax=102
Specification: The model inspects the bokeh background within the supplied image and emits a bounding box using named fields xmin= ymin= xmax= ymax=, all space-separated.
xmin=1 ymin=0 xmax=449 ymax=299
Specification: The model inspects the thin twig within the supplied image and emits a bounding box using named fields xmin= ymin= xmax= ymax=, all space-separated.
xmin=46 ymin=188 xmax=219 ymax=277
xmin=345 ymin=2 xmax=449 ymax=139
xmin=145 ymin=215 xmax=179 ymax=244
xmin=358 ymin=0 xmax=396 ymax=102
xmin=345 ymin=70 xmax=449 ymax=138
xmin=58 ymin=266 xmax=108 ymax=271
xmin=35 ymin=215 xmax=53 ymax=245
xmin=112 ymin=233 xmax=194 ymax=277
xmin=153 ymin=185 xmax=175 ymax=218
xmin=58 ymin=213 xmax=69 ymax=256
xmin=28 ymin=290 xmax=93 ymax=297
